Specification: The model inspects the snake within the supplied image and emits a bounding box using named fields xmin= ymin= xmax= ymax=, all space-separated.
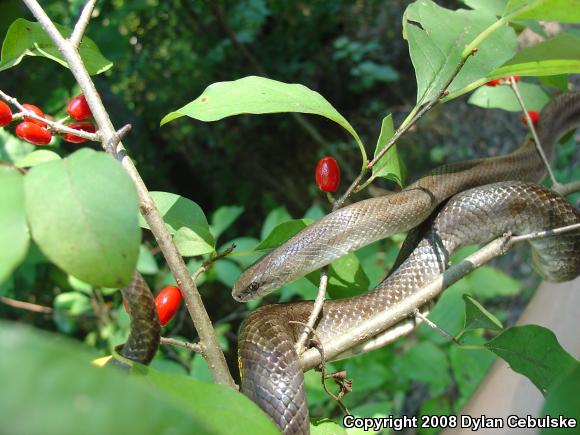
xmin=118 ymin=91 xmax=580 ymax=435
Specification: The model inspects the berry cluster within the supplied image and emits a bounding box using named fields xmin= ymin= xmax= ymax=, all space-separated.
xmin=0 ymin=94 xmax=97 ymax=146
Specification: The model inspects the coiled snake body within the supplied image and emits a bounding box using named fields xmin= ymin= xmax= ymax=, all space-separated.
xmin=120 ymin=92 xmax=580 ymax=435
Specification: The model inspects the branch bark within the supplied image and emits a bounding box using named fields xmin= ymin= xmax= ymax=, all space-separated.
xmin=299 ymin=222 xmax=579 ymax=370
xmin=22 ymin=0 xmax=236 ymax=388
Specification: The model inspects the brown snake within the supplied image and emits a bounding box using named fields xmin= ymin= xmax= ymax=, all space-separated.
xmin=120 ymin=92 xmax=580 ymax=435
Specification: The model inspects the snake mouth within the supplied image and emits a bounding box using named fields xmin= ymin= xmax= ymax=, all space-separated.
xmin=232 ymin=284 xmax=252 ymax=302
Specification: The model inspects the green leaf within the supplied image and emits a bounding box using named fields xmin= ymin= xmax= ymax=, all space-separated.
xmin=139 ymin=191 xmax=209 ymax=235
xmin=490 ymin=33 xmax=580 ymax=78
xmin=485 ymin=325 xmax=577 ymax=394
xmin=541 ymin=363 xmax=580 ymax=434
xmin=255 ymin=219 xmax=313 ymax=251
xmin=24 ymin=149 xmax=140 ymax=288
xmin=539 ymin=74 xmax=568 ymax=91
xmin=214 ymin=260 xmax=241 ymax=288
xmin=260 ymin=206 xmax=292 ymax=240
xmin=210 ymin=205 xmax=244 ymax=239
xmin=67 ymin=275 xmax=92 ymax=294
xmin=466 ymin=266 xmax=521 ymax=299
xmin=190 ymin=353 xmax=214 ymax=383
xmin=219 ymin=237 xmax=260 ymax=268
xmin=310 ymin=418 xmax=347 ymax=435
xmin=0 ymin=19 xmax=113 ymax=75
xmin=137 ymin=245 xmax=158 ymax=275
xmin=303 ymin=204 xmax=326 ymax=221
xmin=372 ymin=114 xmax=405 ymax=186
xmin=133 ymin=364 xmax=279 ymax=435
xmin=0 ymin=128 xmax=34 ymax=163
xmin=54 ymin=291 xmax=92 ymax=316
xmin=468 ymin=81 xmax=550 ymax=112
xmin=15 ymin=149 xmax=61 ymax=168
xmin=403 ymin=0 xmax=517 ymax=105
xmin=504 ymin=0 xmax=580 ymax=23
xmin=0 ymin=320 xmax=244 ymax=434
xmin=173 ymin=226 xmax=216 ymax=257
xmin=160 ymin=76 xmax=365 ymax=157
xmin=0 ymin=166 xmax=29 ymax=285
xmin=463 ymin=0 xmax=507 ymax=16
xmin=462 ymin=294 xmax=504 ymax=331
xmin=450 ymin=342 xmax=495 ymax=402
xmin=393 ymin=341 xmax=452 ymax=395
xmin=306 ymin=252 xmax=370 ymax=299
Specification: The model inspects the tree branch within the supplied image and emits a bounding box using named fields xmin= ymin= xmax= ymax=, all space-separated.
xmin=299 ymin=221 xmax=579 ymax=370
xmin=554 ymin=180 xmax=580 ymax=197
xmin=295 ymin=266 xmax=328 ymax=354
xmin=22 ymin=0 xmax=236 ymax=389
xmin=70 ymin=0 xmax=97 ymax=48
xmin=0 ymin=296 xmax=53 ymax=313
xmin=160 ymin=336 xmax=203 ymax=353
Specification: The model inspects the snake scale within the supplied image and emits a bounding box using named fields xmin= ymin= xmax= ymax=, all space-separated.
xmin=119 ymin=91 xmax=580 ymax=435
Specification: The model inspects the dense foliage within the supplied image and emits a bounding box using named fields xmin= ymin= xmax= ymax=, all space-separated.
xmin=0 ymin=1 xmax=579 ymax=433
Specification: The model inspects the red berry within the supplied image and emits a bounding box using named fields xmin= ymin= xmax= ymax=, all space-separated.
xmin=315 ymin=157 xmax=341 ymax=193
xmin=67 ymin=94 xmax=93 ymax=120
xmin=510 ymin=75 xmax=520 ymax=82
xmin=521 ymin=110 xmax=539 ymax=126
xmin=22 ymin=104 xmax=47 ymax=127
xmin=0 ymin=101 xmax=13 ymax=126
xmin=485 ymin=79 xmax=501 ymax=87
xmin=155 ymin=286 xmax=182 ymax=326
xmin=64 ymin=121 xmax=96 ymax=143
xmin=15 ymin=122 xmax=52 ymax=145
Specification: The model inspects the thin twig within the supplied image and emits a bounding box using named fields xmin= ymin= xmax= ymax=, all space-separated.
xmin=554 ymin=180 xmax=580 ymax=197
xmin=70 ymin=0 xmax=97 ymax=48
xmin=191 ymin=243 xmax=236 ymax=282
xmin=160 ymin=337 xmax=203 ymax=353
xmin=299 ymin=220 xmax=577 ymax=370
xmin=510 ymin=222 xmax=580 ymax=244
xmin=509 ymin=76 xmax=560 ymax=189
xmin=22 ymin=0 xmax=236 ymax=389
xmin=106 ymin=124 xmax=132 ymax=157
xmin=0 ymin=89 xmax=100 ymax=141
xmin=0 ymin=296 xmax=53 ymax=313
xmin=295 ymin=266 xmax=328 ymax=353
xmin=413 ymin=309 xmax=460 ymax=344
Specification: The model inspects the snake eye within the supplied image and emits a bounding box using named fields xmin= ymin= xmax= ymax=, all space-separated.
xmin=248 ymin=281 xmax=260 ymax=292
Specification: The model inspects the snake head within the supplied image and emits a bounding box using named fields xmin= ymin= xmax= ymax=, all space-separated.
xmin=232 ymin=251 xmax=294 ymax=302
